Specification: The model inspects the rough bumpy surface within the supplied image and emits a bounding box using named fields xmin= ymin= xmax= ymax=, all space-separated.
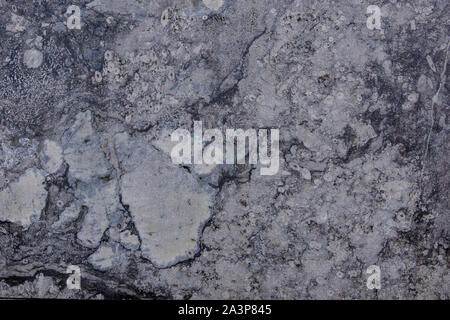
xmin=0 ymin=0 xmax=448 ymax=299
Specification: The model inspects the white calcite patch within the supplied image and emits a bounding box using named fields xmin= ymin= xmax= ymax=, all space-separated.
xmin=75 ymin=181 xmax=118 ymax=248
xmin=0 ymin=168 xmax=47 ymax=229
xmin=120 ymin=230 xmax=140 ymax=250
xmin=63 ymin=111 xmax=112 ymax=182
xmin=203 ymin=0 xmax=224 ymax=11
xmin=152 ymin=127 xmax=178 ymax=154
xmin=6 ymin=13 xmax=27 ymax=32
xmin=152 ymin=128 xmax=218 ymax=175
xmin=88 ymin=243 xmax=121 ymax=271
xmin=52 ymin=201 xmax=81 ymax=230
xmin=115 ymin=132 xmax=215 ymax=268
xmin=40 ymin=140 xmax=63 ymax=173
xmin=23 ymin=49 xmax=43 ymax=69
xmin=62 ymin=111 xmax=120 ymax=248
xmin=300 ymin=167 xmax=311 ymax=180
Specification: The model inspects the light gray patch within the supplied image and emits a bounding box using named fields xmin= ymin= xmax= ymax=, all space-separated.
xmin=88 ymin=243 xmax=122 ymax=271
xmin=6 ymin=13 xmax=27 ymax=32
xmin=0 ymin=168 xmax=47 ymax=229
xmin=62 ymin=111 xmax=112 ymax=183
xmin=61 ymin=111 xmax=121 ymax=248
xmin=51 ymin=201 xmax=81 ymax=230
xmin=120 ymin=230 xmax=140 ymax=251
xmin=115 ymin=132 xmax=216 ymax=268
xmin=203 ymin=0 xmax=224 ymax=11
xmin=40 ymin=140 xmax=63 ymax=173
xmin=23 ymin=49 xmax=43 ymax=69
xmin=75 ymin=174 xmax=119 ymax=248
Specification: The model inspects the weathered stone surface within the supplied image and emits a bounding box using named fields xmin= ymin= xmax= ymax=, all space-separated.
xmin=62 ymin=111 xmax=112 ymax=183
xmin=40 ymin=140 xmax=63 ymax=174
xmin=63 ymin=112 xmax=121 ymax=248
xmin=115 ymin=132 xmax=215 ymax=268
xmin=0 ymin=168 xmax=47 ymax=229
xmin=0 ymin=0 xmax=448 ymax=300
xmin=23 ymin=49 xmax=43 ymax=69
xmin=88 ymin=243 xmax=123 ymax=272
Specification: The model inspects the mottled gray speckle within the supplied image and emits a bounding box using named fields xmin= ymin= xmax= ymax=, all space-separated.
xmin=0 ymin=0 xmax=448 ymax=300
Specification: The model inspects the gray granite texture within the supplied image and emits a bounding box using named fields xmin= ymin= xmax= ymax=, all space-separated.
xmin=0 ymin=0 xmax=448 ymax=299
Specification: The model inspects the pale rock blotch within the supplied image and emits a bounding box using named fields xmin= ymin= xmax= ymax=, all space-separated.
xmin=0 ymin=168 xmax=47 ymax=229
xmin=203 ymin=0 xmax=224 ymax=11
xmin=62 ymin=111 xmax=112 ymax=183
xmin=23 ymin=49 xmax=43 ymax=69
xmin=62 ymin=111 xmax=121 ymax=248
xmin=115 ymin=132 xmax=216 ymax=268
xmin=88 ymin=243 xmax=123 ymax=271
xmin=40 ymin=140 xmax=63 ymax=173
xmin=120 ymin=230 xmax=140 ymax=251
